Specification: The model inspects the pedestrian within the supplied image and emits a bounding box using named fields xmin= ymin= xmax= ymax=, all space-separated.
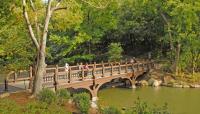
xmin=65 ymin=63 xmax=69 ymax=72
xmin=79 ymin=63 xmax=83 ymax=70
xmin=84 ymin=63 xmax=89 ymax=77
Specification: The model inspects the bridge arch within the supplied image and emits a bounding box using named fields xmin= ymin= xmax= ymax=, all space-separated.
xmin=89 ymin=77 xmax=136 ymax=101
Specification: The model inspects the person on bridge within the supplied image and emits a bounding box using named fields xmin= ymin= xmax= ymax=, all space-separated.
xmin=130 ymin=57 xmax=137 ymax=64
xmin=65 ymin=63 xmax=69 ymax=72
xmin=78 ymin=63 xmax=83 ymax=70
xmin=84 ymin=63 xmax=89 ymax=77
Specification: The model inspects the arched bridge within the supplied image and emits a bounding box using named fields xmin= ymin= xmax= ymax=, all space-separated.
xmin=5 ymin=60 xmax=155 ymax=101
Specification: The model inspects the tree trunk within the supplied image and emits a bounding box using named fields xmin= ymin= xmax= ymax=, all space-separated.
xmin=32 ymin=52 xmax=46 ymax=95
xmin=175 ymin=42 xmax=181 ymax=75
xmin=32 ymin=0 xmax=53 ymax=95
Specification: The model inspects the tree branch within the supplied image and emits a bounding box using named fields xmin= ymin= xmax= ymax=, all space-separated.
xmin=160 ymin=12 xmax=169 ymax=25
xmin=51 ymin=0 xmax=62 ymax=11
xmin=40 ymin=0 xmax=53 ymax=52
xmin=29 ymin=0 xmax=36 ymax=11
xmin=22 ymin=0 xmax=39 ymax=50
xmin=29 ymin=0 xmax=42 ymax=44
xmin=80 ymin=0 xmax=109 ymax=9
xmin=53 ymin=7 xmax=67 ymax=11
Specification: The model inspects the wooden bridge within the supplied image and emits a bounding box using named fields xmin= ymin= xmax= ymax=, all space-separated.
xmin=4 ymin=60 xmax=155 ymax=101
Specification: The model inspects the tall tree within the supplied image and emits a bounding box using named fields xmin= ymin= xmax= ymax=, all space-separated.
xmin=22 ymin=0 xmax=109 ymax=95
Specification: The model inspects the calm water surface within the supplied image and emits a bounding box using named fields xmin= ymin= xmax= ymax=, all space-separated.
xmin=98 ymin=87 xmax=200 ymax=114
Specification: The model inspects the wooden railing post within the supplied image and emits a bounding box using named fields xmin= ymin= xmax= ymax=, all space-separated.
xmin=54 ymin=65 xmax=58 ymax=91
xmin=68 ymin=67 xmax=72 ymax=83
xmin=81 ymin=66 xmax=84 ymax=81
xmin=131 ymin=62 xmax=134 ymax=71
xmin=111 ymin=63 xmax=113 ymax=76
xmin=101 ymin=61 xmax=105 ymax=77
xmin=137 ymin=64 xmax=139 ymax=71
xmin=93 ymin=62 xmax=96 ymax=80
xmin=125 ymin=60 xmax=128 ymax=73
xmin=119 ymin=63 xmax=121 ymax=74
xmin=4 ymin=77 xmax=8 ymax=91
xmin=142 ymin=64 xmax=145 ymax=71
xmin=28 ymin=66 xmax=33 ymax=89
xmin=14 ymin=72 xmax=17 ymax=83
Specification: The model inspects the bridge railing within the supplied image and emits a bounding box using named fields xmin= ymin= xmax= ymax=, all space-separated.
xmin=4 ymin=60 xmax=155 ymax=91
xmin=42 ymin=61 xmax=155 ymax=88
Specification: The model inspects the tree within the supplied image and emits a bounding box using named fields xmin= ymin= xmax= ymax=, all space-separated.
xmin=163 ymin=0 xmax=200 ymax=75
xmin=108 ymin=43 xmax=123 ymax=62
xmin=0 ymin=0 xmax=34 ymax=74
xmin=22 ymin=0 xmax=110 ymax=95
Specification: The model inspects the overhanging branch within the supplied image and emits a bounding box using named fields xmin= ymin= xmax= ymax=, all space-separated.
xmin=22 ymin=0 xmax=39 ymax=50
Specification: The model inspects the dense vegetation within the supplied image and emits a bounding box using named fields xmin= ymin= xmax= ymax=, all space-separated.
xmin=0 ymin=0 xmax=199 ymax=75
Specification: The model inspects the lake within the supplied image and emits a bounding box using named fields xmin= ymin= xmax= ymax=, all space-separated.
xmin=98 ymin=87 xmax=200 ymax=114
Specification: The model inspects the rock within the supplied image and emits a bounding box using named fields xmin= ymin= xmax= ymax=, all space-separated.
xmin=166 ymin=83 xmax=173 ymax=87
xmin=153 ymin=80 xmax=159 ymax=87
xmin=0 ymin=92 xmax=10 ymax=98
xmin=161 ymin=83 xmax=167 ymax=86
xmin=164 ymin=75 xmax=175 ymax=84
xmin=173 ymin=84 xmax=183 ymax=88
xmin=148 ymin=78 xmax=155 ymax=86
xmin=153 ymin=80 xmax=162 ymax=87
xmin=130 ymin=85 xmax=136 ymax=89
xmin=140 ymin=80 xmax=148 ymax=86
xmin=91 ymin=101 xmax=98 ymax=108
xmin=182 ymin=85 xmax=190 ymax=88
xmin=190 ymin=84 xmax=200 ymax=88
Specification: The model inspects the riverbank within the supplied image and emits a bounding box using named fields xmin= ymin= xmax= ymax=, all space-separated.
xmin=136 ymin=69 xmax=200 ymax=89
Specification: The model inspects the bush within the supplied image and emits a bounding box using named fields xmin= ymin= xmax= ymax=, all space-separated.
xmin=57 ymin=89 xmax=71 ymax=105
xmin=24 ymin=101 xmax=71 ymax=114
xmin=37 ymin=88 xmax=57 ymax=104
xmin=0 ymin=99 xmax=21 ymax=114
xmin=101 ymin=106 xmax=121 ymax=114
xmin=73 ymin=92 xmax=90 ymax=114
xmin=108 ymin=43 xmax=123 ymax=62
xmin=125 ymin=98 xmax=170 ymax=114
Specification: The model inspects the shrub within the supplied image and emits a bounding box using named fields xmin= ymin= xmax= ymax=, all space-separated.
xmin=73 ymin=92 xmax=90 ymax=114
xmin=125 ymin=98 xmax=170 ymax=114
xmin=57 ymin=89 xmax=71 ymax=105
xmin=0 ymin=99 xmax=21 ymax=114
xmin=37 ymin=88 xmax=57 ymax=104
xmin=101 ymin=106 xmax=121 ymax=114
xmin=108 ymin=43 xmax=123 ymax=62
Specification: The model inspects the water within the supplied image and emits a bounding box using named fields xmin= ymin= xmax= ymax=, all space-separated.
xmin=98 ymin=87 xmax=200 ymax=114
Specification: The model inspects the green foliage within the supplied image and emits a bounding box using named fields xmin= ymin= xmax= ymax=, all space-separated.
xmin=0 ymin=1 xmax=34 ymax=73
xmin=0 ymin=99 xmax=71 ymax=114
xmin=57 ymin=89 xmax=71 ymax=105
xmin=125 ymin=98 xmax=170 ymax=114
xmin=24 ymin=101 xmax=70 ymax=114
xmin=0 ymin=0 xmax=200 ymax=76
xmin=108 ymin=43 xmax=123 ymax=62
xmin=0 ymin=99 xmax=21 ymax=114
xmin=73 ymin=92 xmax=90 ymax=114
xmin=37 ymin=88 xmax=57 ymax=104
xmin=101 ymin=106 xmax=121 ymax=114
